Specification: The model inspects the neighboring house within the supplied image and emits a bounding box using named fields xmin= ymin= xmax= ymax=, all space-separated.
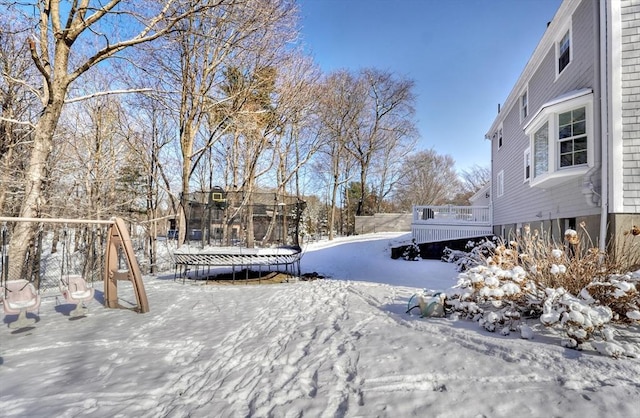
xmin=485 ymin=0 xmax=639 ymax=251
xmin=183 ymin=189 xmax=303 ymax=245
xmin=469 ymin=182 xmax=491 ymax=207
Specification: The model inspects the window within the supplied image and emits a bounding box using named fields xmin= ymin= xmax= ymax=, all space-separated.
xmin=558 ymin=107 xmax=587 ymax=167
xmin=533 ymin=122 xmax=549 ymax=177
xmin=524 ymin=90 xmax=593 ymax=188
xmin=521 ymin=91 xmax=528 ymax=120
xmin=557 ymin=29 xmax=571 ymax=75
xmin=524 ymin=148 xmax=531 ymax=182
xmin=497 ymin=170 xmax=504 ymax=197
xmin=498 ymin=125 xmax=503 ymax=149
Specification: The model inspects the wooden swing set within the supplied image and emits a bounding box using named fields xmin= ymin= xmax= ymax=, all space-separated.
xmin=0 ymin=217 xmax=149 ymax=330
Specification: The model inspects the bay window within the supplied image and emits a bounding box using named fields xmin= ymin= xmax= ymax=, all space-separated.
xmin=523 ymin=90 xmax=593 ymax=188
xmin=533 ymin=122 xmax=549 ymax=178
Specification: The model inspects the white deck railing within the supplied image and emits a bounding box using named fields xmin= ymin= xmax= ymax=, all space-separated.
xmin=411 ymin=205 xmax=492 ymax=244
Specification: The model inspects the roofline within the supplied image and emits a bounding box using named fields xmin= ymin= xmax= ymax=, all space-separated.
xmin=485 ymin=0 xmax=584 ymax=139
xmin=522 ymin=88 xmax=593 ymax=131
xmin=469 ymin=181 xmax=491 ymax=202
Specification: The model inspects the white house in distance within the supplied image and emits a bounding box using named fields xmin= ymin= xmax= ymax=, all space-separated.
xmin=485 ymin=0 xmax=639 ymax=250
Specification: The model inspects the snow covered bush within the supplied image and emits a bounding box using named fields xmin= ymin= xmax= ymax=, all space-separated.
xmin=584 ymin=273 xmax=640 ymax=324
xmin=441 ymin=237 xmax=498 ymax=271
xmin=445 ymin=262 xmax=538 ymax=334
xmin=402 ymin=239 xmax=421 ymax=261
xmin=539 ymin=287 xmax=613 ymax=346
xmin=439 ymin=224 xmax=640 ymax=357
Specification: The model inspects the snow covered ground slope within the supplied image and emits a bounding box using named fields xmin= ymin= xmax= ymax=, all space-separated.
xmin=1 ymin=232 xmax=639 ymax=417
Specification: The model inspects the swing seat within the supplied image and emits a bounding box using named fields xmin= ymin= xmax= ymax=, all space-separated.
xmin=1 ymin=280 xmax=41 ymax=329
xmin=60 ymin=275 xmax=94 ymax=317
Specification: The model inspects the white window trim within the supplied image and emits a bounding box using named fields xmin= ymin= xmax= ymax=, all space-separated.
xmin=555 ymin=20 xmax=572 ymax=80
xmin=497 ymin=170 xmax=504 ymax=197
xmin=523 ymin=147 xmax=531 ymax=183
xmin=524 ymin=91 xmax=594 ymax=189
xmin=497 ymin=123 xmax=503 ymax=150
xmin=520 ymin=88 xmax=529 ymax=123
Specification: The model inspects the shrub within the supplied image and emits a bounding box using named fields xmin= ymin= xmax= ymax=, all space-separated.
xmin=438 ymin=223 xmax=640 ymax=358
xmin=403 ymin=239 xmax=421 ymax=261
xmin=442 ymin=237 xmax=498 ymax=271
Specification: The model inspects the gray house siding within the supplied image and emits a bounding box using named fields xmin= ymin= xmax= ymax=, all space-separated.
xmin=491 ymin=0 xmax=600 ymax=236
xmin=621 ymin=0 xmax=640 ymax=212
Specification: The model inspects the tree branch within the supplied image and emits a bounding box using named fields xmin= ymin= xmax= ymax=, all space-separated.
xmin=0 ymin=116 xmax=36 ymax=129
xmin=64 ymin=88 xmax=153 ymax=103
xmin=0 ymin=73 xmax=43 ymax=100
xmin=68 ymin=1 xmax=226 ymax=83
xmin=27 ymin=37 xmax=51 ymax=94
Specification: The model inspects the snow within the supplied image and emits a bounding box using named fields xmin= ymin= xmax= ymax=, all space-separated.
xmin=2 ymin=232 xmax=640 ymax=417
xmin=174 ymin=245 xmax=300 ymax=256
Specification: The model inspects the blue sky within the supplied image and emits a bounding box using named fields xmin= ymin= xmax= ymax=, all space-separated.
xmin=298 ymin=0 xmax=563 ymax=173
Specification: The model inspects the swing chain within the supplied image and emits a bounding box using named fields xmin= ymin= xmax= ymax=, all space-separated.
xmin=61 ymin=223 xmax=69 ymax=284
xmin=1 ymin=222 xmax=7 ymax=287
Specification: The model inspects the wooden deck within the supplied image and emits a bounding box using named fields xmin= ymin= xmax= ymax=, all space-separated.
xmin=411 ymin=205 xmax=493 ymax=244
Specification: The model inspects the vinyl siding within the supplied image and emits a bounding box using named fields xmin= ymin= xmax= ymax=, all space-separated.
xmin=621 ymin=0 xmax=640 ymax=212
xmin=491 ymin=0 xmax=600 ymax=227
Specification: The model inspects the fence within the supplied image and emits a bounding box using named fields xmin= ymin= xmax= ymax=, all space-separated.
xmin=0 ymin=219 xmax=110 ymax=293
xmin=354 ymin=213 xmax=412 ymax=234
xmin=0 ymin=217 xmax=162 ymax=287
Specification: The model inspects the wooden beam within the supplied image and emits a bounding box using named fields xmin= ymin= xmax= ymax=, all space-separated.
xmin=0 ymin=216 xmax=114 ymax=225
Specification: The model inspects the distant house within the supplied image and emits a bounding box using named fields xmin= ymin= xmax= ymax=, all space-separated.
xmin=485 ymin=0 xmax=639 ymax=250
xmin=469 ymin=182 xmax=491 ymax=207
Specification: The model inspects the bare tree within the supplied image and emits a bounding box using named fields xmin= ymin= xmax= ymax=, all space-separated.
xmin=370 ymin=128 xmax=416 ymax=213
xmin=118 ymin=98 xmax=176 ymax=273
xmin=460 ymin=164 xmax=491 ymax=194
xmin=261 ymin=53 xmax=321 ymax=245
xmin=315 ymin=70 xmax=361 ymax=240
xmin=33 ymin=90 xmax=134 ymax=262
xmin=345 ymin=68 xmax=416 ymax=217
xmin=146 ymin=0 xmax=297 ymax=246
xmin=4 ymin=0 xmax=225 ymax=279
xmin=0 ymin=14 xmax=39 ymax=215
xmin=393 ymin=149 xmax=461 ymax=209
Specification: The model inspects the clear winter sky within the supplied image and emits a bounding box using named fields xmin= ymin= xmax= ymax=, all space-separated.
xmin=297 ymin=0 xmax=563 ymax=173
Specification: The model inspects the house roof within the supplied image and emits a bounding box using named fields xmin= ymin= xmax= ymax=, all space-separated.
xmin=469 ymin=182 xmax=490 ymax=204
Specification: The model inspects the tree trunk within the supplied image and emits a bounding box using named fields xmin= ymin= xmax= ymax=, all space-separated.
xmin=179 ymin=123 xmax=195 ymax=246
xmin=357 ymin=166 xmax=367 ymax=216
xmin=329 ymin=175 xmax=339 ymax=240
xmin=7 ymin=94 xmax=65 ymax=280
xmin=245 ymin=194 xmax=255 ymax=248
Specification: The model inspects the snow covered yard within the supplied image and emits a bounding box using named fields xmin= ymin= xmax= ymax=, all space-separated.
xmin=1 ymin=233 xmax=640 ymax=417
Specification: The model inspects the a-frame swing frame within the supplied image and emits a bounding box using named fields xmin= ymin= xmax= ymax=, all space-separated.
xmin=0 ymin=216 xmax=149 ymax=314
xmin=104 ymin=218 xmax=149 ymax=313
